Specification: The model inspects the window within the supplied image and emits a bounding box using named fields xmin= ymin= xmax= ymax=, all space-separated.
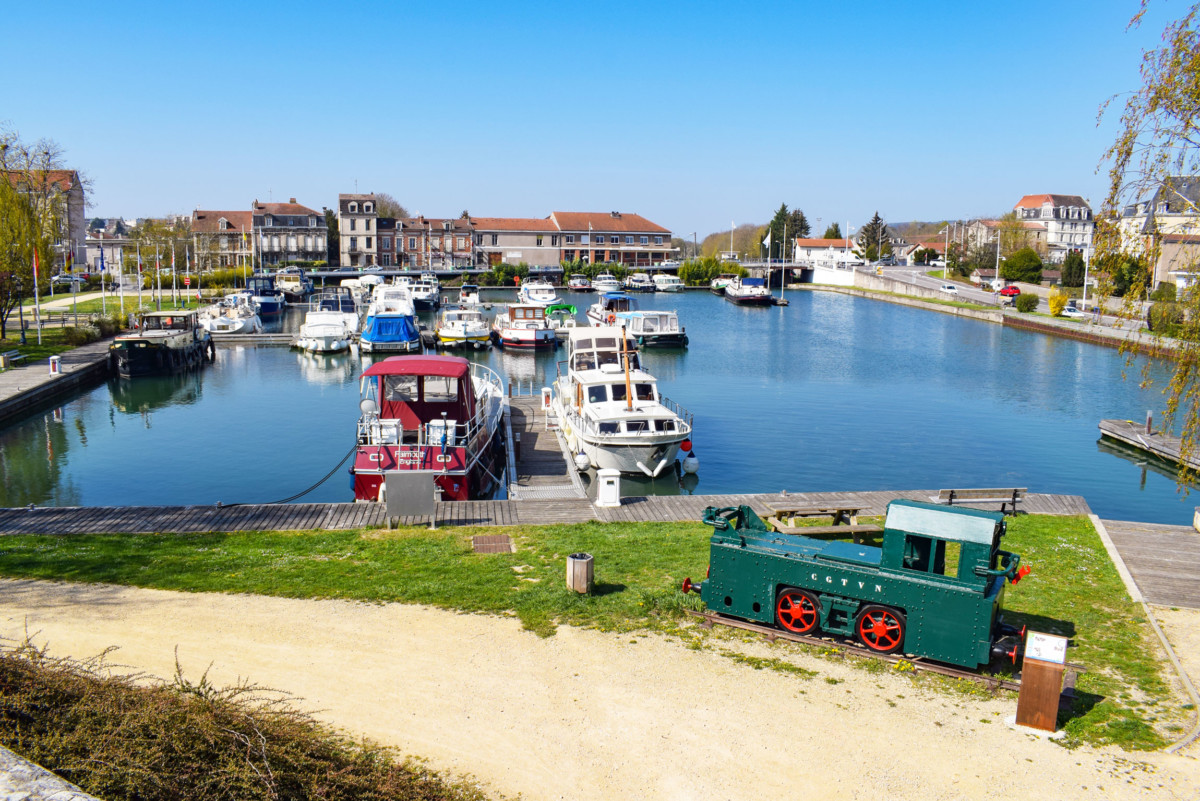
xmin=551 ymin=235 xmax=559 ymax=246
xmin=409 ymin=237 xmax=416 ymax=249
xmin=610 ymin=383 xmax=627 ymax=402
xmin=318 ymin=236 xmax=325 ymax=250
xmin=625 ymin=420 xmax=649 ymax=433
xmin=349 ymin=202 xmax=358 ymax=213
xmin=536 ymin=235 xmax=543 ymax=246
xmin=265 ymin=216 xmax=273 ymax=226
xmin=350 ymin=219 xmax=357 ymax=231
xmin=219 ymin=237 xmax=228 ymax=250
xmin=566 ymin=235 xmax=575 ymax=244
xmin=564 ymin=250 xmax=574 ymax=261
xmin=423 ymin=376 xmax=458 ymax=402
xmin=384 ymin=375 xmax=417 ymax=401
xmin=366 ymin=237 xmax=372 ymax=249
xmin=287 ymin=236 xmax=297 ymax=250
xmin=218 ymin=219 xmax=228 ymax=231
xmin=491 ymin=234 xmax=498 ymax=246
xmin=654 ymin=419 xmax=676 ymax=432
xmin=654 ymin=236 xmax=663 ymax=245
xmin=382 ymin=237 xmax=391 ymax=249
xmin=611 ymin=235 xmax=619 ymax=244
xmin=625 ymin=236 xmax=634 ymax=244
xmin=640 ymin=236 xmax=648 ymax=244
xmin=309 ymin=216 xmax=316 ymax=226
xmin=582 ymin=235 xmax=589 ymax=244
xmin=364 ymin=202 xmax=373 ymax=213
xmin=587 ymin=385 xmax=607 ymax=403
xmin=350 ymin=236 xmax=358 ymax=251
xmin=598 ymin=422 xmax=619 ymax=434
xmin=635 ymin=383 xmax=654 ymax=401
xmin=381 ymin=253 xmax=392 ymax=266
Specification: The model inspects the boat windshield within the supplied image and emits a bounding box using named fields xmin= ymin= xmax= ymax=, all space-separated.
xmin=142 ymin=316 xmax=192 ymax=332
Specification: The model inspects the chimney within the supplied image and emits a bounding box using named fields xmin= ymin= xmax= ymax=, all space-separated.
xmin=610 ymin=211 xmax=621 ymax=218
xmin=289 ymin=197 xmax=297 ymax=203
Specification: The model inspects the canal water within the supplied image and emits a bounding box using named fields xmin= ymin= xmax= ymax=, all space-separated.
xmin=0 ymin=289 xmax=1190 ymax=523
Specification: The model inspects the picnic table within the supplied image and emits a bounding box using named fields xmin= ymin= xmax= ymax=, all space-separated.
xmin=761 ymin=501 xmax=881 ymax=544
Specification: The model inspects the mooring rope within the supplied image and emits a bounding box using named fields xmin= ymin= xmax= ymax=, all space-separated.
xmin=218 ymin=443 xmax=357 ymax=508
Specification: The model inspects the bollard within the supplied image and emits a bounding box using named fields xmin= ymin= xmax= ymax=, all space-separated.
xmin=1146 ymin=410 xmax=1154 ymax=434
xmin=595 ymin=468 xmax=621 ymax=508
xmin=566 ymin=552 xmax=594 ymax=594
xmin=48 ymin=355 xmax=62 ymax=376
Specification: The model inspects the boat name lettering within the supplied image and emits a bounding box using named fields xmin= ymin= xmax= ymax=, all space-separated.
xmin=809 ymin=572 xmax=881 ymax=592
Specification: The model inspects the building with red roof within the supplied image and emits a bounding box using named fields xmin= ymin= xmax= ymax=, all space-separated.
xmin=1012 ymin=193 xmax=1093 ymax=263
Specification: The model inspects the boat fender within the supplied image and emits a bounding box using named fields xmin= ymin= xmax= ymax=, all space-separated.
xmin=637 ymin=336 xmax=645 ymax=347
xmin=207 ymin=340 xmax=216 ymax=362
xmin=682 ymin=450 xmax=700 ymax=475
xmin=574 ymin=452 xmax=590 ymax=472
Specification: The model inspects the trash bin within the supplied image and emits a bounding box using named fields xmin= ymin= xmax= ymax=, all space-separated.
xmin=566 ymin=552 xmax=594 ymax=594
xmin=48 ymin=355 xmax=62 ymax=376
xmin=595 ymin=468 xmax=621 ymax=508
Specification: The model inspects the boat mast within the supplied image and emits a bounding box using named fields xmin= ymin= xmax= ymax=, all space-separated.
xmin=620 ymin=325 xmax=633 ymax=411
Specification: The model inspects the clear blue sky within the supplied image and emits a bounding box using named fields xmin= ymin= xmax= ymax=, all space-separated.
xmin=1 ymin=0 xmax=1171 ymax=238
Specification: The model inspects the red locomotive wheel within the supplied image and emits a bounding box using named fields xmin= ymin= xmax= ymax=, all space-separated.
xmin=775 ymin=588 xmax=820 ymax=634
xmin=855 ymin=605 xmax=906 ymax=654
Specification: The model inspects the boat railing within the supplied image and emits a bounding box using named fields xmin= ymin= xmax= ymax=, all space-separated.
xmin=658 ymin=394 xmax=695 ymax=428
xmin=559 ymin=401 xmax=693 ymax=440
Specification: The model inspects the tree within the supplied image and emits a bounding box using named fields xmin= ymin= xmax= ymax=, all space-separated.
xmin=374 ymin=192 xmax=408 ymax=219
xmin=997 ymin=211 xmax=1037 ymax=257
xmin=1098 ymin=3 xmax=1200 ymax=481
xmin=912 ymin=247 xmax=939 ymax=265
xmin=788 ymin=209 xmax=811 ymax=241
xmin=764 ymin=203 xmax=789 ymax=260
xmin=822 ymin=222 xmax=842 ymax=239
xmin=323 ymin=208 xmax=339 ymax=265
xmin=1001 ymin=247 xmax=1043 ymax=284
xmin=1061 ymin=250 xmax=1086 ymax=287
xmin=1048 ymin=288 xmax=1069 ymax=316
xmin=854 ymin=211 xmax=892 ymax=262
xmin=89 ymin=217 xmax=104 ymax=232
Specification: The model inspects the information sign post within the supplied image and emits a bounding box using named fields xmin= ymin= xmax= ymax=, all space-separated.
xmin=1015 ymin=631 xmax=1068 ymax=732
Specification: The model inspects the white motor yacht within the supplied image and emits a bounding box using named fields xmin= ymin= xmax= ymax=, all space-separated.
xmin=551 ymin=326 xmax=693 ymax=477
xmin=652 ymin=273 xmax=684 ymax=292
xmin=517 ymin=278 xmax=561 ymax=306
xmin=592 ymin=272 xmax=622 ymax=293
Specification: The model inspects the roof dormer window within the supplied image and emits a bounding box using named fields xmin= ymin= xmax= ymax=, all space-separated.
xmin=265 ymin=215 xmax=273 ymax=226
xmin=364 ymin=202 xmax=373 ymax=213
xmin=218 ymin=218 xmax=228 ymax=231
xmin=349 ymin=202 xmax=358 ymax=213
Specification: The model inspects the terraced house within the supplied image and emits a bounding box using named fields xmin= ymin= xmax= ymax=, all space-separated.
xmin=190 ymin=209 xmax=252 ymax=268
xmin=474 ymin=211 xmax=673 ymax=268
xmin=253 ymin=198 xmax=327 ymax=267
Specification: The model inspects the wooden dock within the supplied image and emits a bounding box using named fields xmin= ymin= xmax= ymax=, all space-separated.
xmin=1098 ymin=419 xmax=1200 ymax=472
xmin=1100 ymin=518 xmax=1200 ymax=609
xmin=505 ymin=396 xmax=587 ymax=501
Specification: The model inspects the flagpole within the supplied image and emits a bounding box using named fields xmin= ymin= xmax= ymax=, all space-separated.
xmin=31 ymin=246 xmax=42 ymax=345
xmin=171 ymin=240 xmax=178 ymax=306
xmin=100 ymin=242 xmax=107 ymax=315
xmin=118 ymin=245 xmax=124 ymax=319
xmin=155 ymin=244 xmax=162 ymax=311
xmin=244 ymin=225 xmax=249 ymax=287
xmin=781 ymin=220 xmax=787 ymax=302
xmin=136 ymin=242 xmax=143 ymax=311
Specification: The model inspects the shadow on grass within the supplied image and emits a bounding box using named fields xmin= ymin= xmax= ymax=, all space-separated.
xmin=592 ymin=582 xmax=627 ymax=597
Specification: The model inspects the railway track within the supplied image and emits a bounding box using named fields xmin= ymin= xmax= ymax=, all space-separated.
xmin=686 ymin=610 xmax=1023 ymax=691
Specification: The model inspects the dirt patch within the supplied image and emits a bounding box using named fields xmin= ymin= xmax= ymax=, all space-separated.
xmin=0 ymin=579 xmax=1197 ymax=800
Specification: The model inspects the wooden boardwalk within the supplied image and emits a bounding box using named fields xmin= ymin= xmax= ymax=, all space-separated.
xmin=0 ymin=490 xmax=1092 ymax=535
xmin=506 ymin=396 xmax=586 ymax=501
xmin=1098 ymin=419 xmax=1200 ymax=472
xmin=1100 ymin=519 xmax=1200 ymax=609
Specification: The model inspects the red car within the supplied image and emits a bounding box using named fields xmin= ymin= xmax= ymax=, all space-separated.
xmin=999 ymin=285 xmax=1021 ymax=297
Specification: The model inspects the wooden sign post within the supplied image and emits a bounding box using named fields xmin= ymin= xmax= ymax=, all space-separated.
xmin=1015 ymin=631 xmax=1068 ymax=732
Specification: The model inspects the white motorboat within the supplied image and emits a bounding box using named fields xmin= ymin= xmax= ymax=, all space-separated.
xmin=517 ymin=278 xmax=561 ymax=306
xmin=567 ymin=274 xmax=592 ymax=291
xmin=545 ymin=303 xmax=581 ymax=331
xmin=459 ymin=283 xmax=481 ymax=306
xmin=200 ymin=294 xmax=263 ymax=335
xmin=652 ymin=273 xmax=684 ymax=292
xmin=436 ymin=307 xmax=491 ymax=349
xmin=723 ymin=276 xmax=774 ymax=306
xmin=624 ymin=272 xmax=655 ymax=292
xmin=709 ymin=273 xmax=739 ymax=295
xmin=552 ymin=326 xmax=693 ymax=477
xmin=491 ymin=303 xmax=557 ymax=349
xmin=618 ymin=310 xmax=688 ymax=348
xmin=293 ymin=309 xmax=355 ymax=353
xmin=586 ymin=291 xmax=639 ymax=326
xmin=410 ymin=277 xmax=441 ymax=310
xmin=592 ymin=272 xmax=622 ymax=293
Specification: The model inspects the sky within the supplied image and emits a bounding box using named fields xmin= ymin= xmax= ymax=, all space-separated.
xmin=0 ymin=0 xmax=1176 ymax=239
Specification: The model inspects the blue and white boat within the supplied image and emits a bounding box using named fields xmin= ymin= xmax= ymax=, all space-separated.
xmin=586 ymin=291 xmax=640 ymax=326
xmin=360 ymin=285 xmax=421 ymax=353
xmin=246 ymin=275 xmax=285 ymax=318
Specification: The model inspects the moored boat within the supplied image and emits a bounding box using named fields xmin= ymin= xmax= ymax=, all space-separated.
xmin=436 ymin=307 xmax=491 ymax=349
xmin=109 ymin=310 xmax=215 ymax=377
xmin=517 ymin=278 xmax=561 ymax=306
xmin=567 ymin=274 xmax=592 ymax=291
xmin=490 ymin=303 xmax=557 ymax=349
xmin=624 ymin=272 xmax=655 ymax=292
xmin=592 ymin=272 xmax=622 ymax=293
xmin=618 ymin=310 xmax=688 ymax=348
xmin=551 ymin=326 xmax=693 ymax=477
xmin=275 ymin=268 xmax=313 ymax=303
xmin=709 ymin=273 xmax=739 ymax=295
xmin=723 ymin=275 xmax=773 ymax=306
xmin=246 ymin=275 xmax=286 ymax=317
xmin=586 ymin=291 xmax=639 ymax=326
xmin=653 ymin=273 xmax=684 ymax=292
xmin=360 ymin=285 xmax=421 ymax=353
xmin=200 ymin=294 xmax=262 ymax=335
xmin=545 ymin=303 xmax=581 ymax=331
xmin=351 ymin=355 xmax=506 ymax=502
xmin=293 ymin=310 xmax=355 ymax=353
xmin=459 ymin=283 xmax=481 ymax=306
xmin=410 ymin=277 xmax=441 ymax=310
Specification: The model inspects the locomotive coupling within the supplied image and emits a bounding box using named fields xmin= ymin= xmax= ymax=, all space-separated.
xmin=681 ymin=577 xmax=703 ymax=595
xmin=991 ymin=635 xmax=1025 ymax=665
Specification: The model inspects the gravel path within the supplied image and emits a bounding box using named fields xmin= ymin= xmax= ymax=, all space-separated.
xmin=0 ymin=579 xmax=1197 ymax=800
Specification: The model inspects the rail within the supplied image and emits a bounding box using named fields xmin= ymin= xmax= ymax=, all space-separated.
xmin=508 ymin=378 xmax=542 ymax=397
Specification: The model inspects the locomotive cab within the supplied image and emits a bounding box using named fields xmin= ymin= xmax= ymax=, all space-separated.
xmin=687 ymin=500 xmax=1028 ymax=670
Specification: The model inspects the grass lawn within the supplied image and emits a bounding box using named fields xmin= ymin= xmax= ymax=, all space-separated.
xmin=0 ymin=514 xmax=1183 ymax=751
xmin=0 ymin=326 xmax=98 ymax=364
xmin=44 ymin=296 xmax=207 ymax=315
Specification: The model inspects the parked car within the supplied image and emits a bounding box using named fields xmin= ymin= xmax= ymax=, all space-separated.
xmin=999 ymin=285 xmax=1021 ymax=297
xmin=361 ymin=265 xmax=382 ymax=273
xmin=51 ymin=273 xmax=85 ymax=287
xmin=1061 ymin=307 xmax=1088 ymax=320
xmin=939 ymin=283 xmax=958 ymax=294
